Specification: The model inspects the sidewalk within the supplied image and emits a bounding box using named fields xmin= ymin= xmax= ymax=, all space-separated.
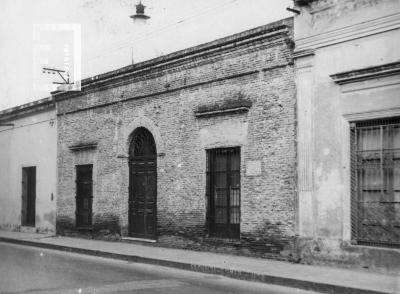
xmin=0 ymin=230 xmax=398 ymax=294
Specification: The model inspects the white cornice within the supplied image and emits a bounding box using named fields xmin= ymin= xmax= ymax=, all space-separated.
xmin=344 ymin=108 xmax=400 ymax=121
xmin=295 ymin=12 xmax=400 ymax=52
xmin=330 ymin=61 xmax=400 ymax=85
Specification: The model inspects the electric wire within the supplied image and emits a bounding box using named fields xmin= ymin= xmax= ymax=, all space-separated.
xmin=85 ymin=0 xmax=240 ymax=62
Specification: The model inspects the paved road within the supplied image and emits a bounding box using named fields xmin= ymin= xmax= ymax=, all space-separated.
xmin=0 ymin=242 xmax=320 ymax=294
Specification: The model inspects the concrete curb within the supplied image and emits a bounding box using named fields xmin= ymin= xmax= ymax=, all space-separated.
xmin=0 ymin=237 xmax=392 ymax=294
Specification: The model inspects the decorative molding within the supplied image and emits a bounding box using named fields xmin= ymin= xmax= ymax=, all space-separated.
xmin=293 ymin=48 xmax=315 ymax=59
xmin=330 ymin=61 xmax=400 ymax=85
xmin=195 ymin=95 xmax=252 ymax=118
xmin=343 ymin=107 xmax=400 ymax=122
xmin=69 ymin=143 xmax=98 ymax=151
xmin=295 ymin=12 xmax=400 ymax=51
xmin=340 ymin=74 xmax=400 ymax=93
xmin=195 ymin=106 xmax=250 ymax=118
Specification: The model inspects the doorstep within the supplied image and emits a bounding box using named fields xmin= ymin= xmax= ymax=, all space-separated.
xmin=122 ymin=236 xmax=157 ymax=243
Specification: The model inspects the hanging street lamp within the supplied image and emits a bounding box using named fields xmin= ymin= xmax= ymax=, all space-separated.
xmin=130 ymin=1 xmax=150 ymax=24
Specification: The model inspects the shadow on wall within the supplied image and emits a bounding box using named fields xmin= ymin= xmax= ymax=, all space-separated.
xmin=155 ymin=220 xmax=298 ymax=261
xmin=56 ymin=213 xmax=121 ymax=241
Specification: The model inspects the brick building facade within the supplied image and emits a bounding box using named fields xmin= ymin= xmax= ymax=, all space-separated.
xmin=54 ymin=18 xmax=297 ymax=258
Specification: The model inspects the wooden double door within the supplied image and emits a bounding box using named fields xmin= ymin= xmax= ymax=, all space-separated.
xmin=129 ymin=128 xmax=157 ymax=239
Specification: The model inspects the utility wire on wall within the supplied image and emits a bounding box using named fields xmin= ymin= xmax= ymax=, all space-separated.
xmin=86 ymin=0 xmax=240 ymax=63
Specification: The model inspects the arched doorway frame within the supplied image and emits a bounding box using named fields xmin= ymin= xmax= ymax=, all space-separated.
xmin=118 ymin=116 xmax=164 ymax=238
xmin=120 ymin=116 xmax=165 ymax=157
xmin=128 ymin=127 xmax=157 ymax=239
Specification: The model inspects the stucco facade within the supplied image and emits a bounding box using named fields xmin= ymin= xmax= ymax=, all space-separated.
xmin=54 ymin=18 xmax=298 ymax=258
xmin=0 ymin=98 xmax=57 ymax=233
xmin=293 ymin=0 xmax=400 ymax=271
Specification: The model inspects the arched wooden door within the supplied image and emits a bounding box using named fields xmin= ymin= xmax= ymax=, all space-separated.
xmin=129 ymin=127 xmax=157 ymax=239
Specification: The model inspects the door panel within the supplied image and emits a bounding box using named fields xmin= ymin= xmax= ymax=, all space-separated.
xmin=130 ymin=160 xmax=157 ymax=238
xmin=21 ymin=167 xmax=36 ymax=227
xmin=76 ymin=165 xmax=93 ymax=228
xmin=21 ymin=168 xmax=28 ymax=226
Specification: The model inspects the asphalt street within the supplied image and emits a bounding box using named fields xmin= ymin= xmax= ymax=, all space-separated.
xmin=0 ymin=242 xmax=320 ymax=294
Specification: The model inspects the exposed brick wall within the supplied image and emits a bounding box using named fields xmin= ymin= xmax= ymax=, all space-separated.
xmin=56 ymin=18 xmax=297 ymax=258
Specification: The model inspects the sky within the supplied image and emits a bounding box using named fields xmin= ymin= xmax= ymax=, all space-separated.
xmin=0 ymin=0 xmax=292 ymax=110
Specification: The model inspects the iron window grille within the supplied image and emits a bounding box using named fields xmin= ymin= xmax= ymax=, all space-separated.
xmin=351 ymin=118 xmax=400 ymax=248
xmin=206 ymin=147 xmax=241 ymax=239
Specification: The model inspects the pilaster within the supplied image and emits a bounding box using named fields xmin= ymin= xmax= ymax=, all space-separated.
xmin=295 ymin=49 xmax=316 ymax=237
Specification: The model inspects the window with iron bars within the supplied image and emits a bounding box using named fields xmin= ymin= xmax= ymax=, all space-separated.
xmin=206 ymin=148 xmax=240 ymax=239
xmin=351 ymin=118 xmax=400 ymax=248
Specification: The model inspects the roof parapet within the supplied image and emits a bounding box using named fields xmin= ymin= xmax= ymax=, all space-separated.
xmin=0 ymin=97 xmax=54 ymax=122
xmin=52 ymin=18 xmax=293 ymax=101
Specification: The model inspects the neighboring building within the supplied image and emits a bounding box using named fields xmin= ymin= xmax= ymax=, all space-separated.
xmin=293 ymin=0 xmax=400 ymax=271
xmin=0 ymin=97 xmax=57 ymax=233
xmin=54 ymin=18 xmax=297 ymax=258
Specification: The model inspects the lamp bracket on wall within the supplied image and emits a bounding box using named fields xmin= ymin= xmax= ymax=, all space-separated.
xmin=286 ymin=7 xmax=301 ymax=14
xmin=42 ymin=67 xmax=72 ymax=85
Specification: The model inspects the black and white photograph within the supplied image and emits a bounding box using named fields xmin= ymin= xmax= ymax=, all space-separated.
xmin=0 ymin=0 xmax=399 ymax=293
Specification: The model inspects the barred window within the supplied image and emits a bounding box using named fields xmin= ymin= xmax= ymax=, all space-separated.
xmin=206 ymin=147 xmax=240 ymax=239
xmin=351 ymin=118 xmax=400 ymax=247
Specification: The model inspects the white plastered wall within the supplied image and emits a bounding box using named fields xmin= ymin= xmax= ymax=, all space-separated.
xmin=0 ymin=109 xmax=57 ymax=232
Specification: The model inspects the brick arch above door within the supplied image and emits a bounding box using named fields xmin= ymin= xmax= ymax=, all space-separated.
xmin=118 ymin=115 xmax=165 ymax=157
